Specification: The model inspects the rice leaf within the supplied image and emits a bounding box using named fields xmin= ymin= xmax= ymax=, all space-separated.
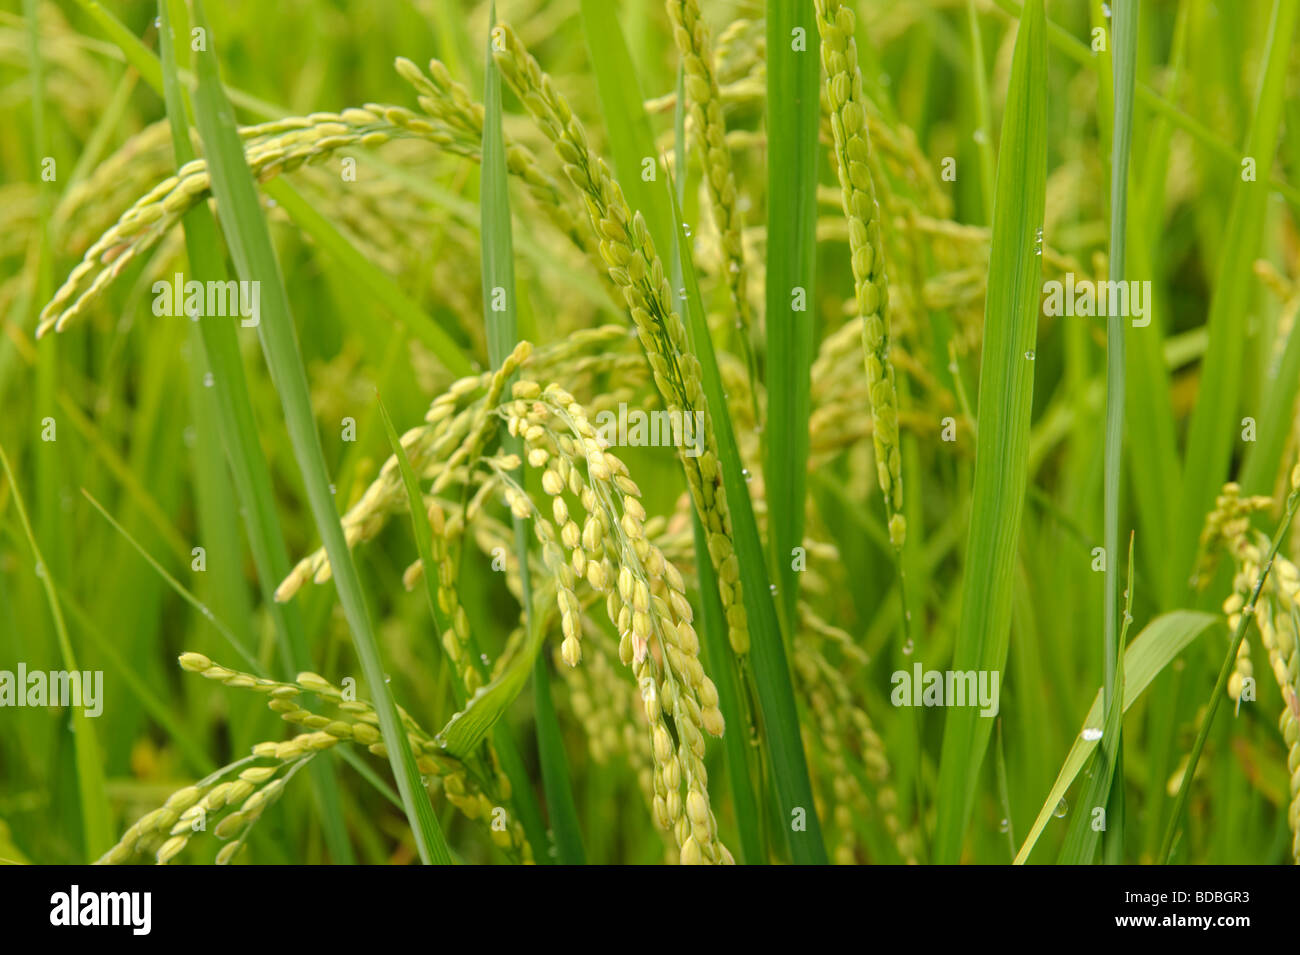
xmin=578 ymin=0 xmax=672 ymax=251
xmin=1057 ymin=534 xmax=1133 ymax=864
xmin=666 ymin=173 xmax=828 ymax=864
xmin=261 ymin=179 xmax=475 ymax=378
xmin=156 ymin=0 xmax=354 ymax=863
xmin=187 ymin=0 xmax=450 ymax=864
xmin=0 ymin=442 xmax=111 ymax=861
xmin=765 ymin=0 xmax=819 ymax=633
xmin=990 ymin=0 xmax=1300 ymax=208
xmin=1174 ymin=0 xmax=1300 ymax=591
xmin=932 ymin=0 xmax=1046 ymax=864
xmin=1100 ymin=0 xmax=1138 ymax=864
xmin=1014 ymin=610 xmax=1220 ymax=864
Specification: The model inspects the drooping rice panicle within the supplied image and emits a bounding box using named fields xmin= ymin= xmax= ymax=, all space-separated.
xmin=97 ymin=651 xmax=532 ymax=864
xmin=664 ymin=0 xmax=758 ymax=399
xmin=489 ymin=379 xmax=733 ymax=862
xmin=813 ymin=0 xmax=905 ymax=549
xmin=491 ymin=22 xmax=751 ymax=659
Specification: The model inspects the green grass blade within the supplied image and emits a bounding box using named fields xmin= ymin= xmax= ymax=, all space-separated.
xmin=156 ymin=0 xmax=354 ymax=863
xmin=1058 ymin=535 xmax=1133 ymax=864
xmin=187 ymin=0 xmax=449 ymax=864
xmin=578 ymin=0 xmax=672 ymax=252
xmin=691 ymin=511 xmax=764 ymax=863
xmin=1014 ymin=610 xmax=1220 ymax=864
xmin=437 ymin=622 xmax=545 ymax=759
xmin=81 ymin=489 xmax=260 ymax=671
xmin=965 ymin=0 xmax=996 ymax=225
xmin=261 ymin=179 xmax=474 ymax=377
xmin=1240 ymin=316 xmax=1300 ymax=495
xmin=0 ymin=443 xmax=111 ymax=861
xmin=1101 ymin=0 xmax=1138 ymax=865
xmin=990 ymin=0 xmax=1300 ymax=210
xmin=765 ymin=0 xmax=819 ymax=634
xmin=51 ymin=575 xmax=213 ymax=776
xmin=1173 ymin=0 xmax=1300 ymax=592
xmin=666 ymin=175 xmax=827 ymax=864
xmin=932 ymin=0 xmax=1046 ymax=864
xmin=13 ymin=0 xmax=110 ymax=862
xmin=68 ymin=0 xmax=163 ymax=92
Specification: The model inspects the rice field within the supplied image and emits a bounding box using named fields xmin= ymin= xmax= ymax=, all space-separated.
xmin=2 ymin=0 xmax=1299 ymax=867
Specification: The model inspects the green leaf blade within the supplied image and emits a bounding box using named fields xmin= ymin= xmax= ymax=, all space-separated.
xmin=933 ymin=0 xmax=1047 ymax=864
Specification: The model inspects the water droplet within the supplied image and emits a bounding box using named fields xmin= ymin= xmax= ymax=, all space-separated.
xmin=729 ymin=262 xmax=740 ymax=274
xmin=678 ymin=287 xmax=687 ymax=300
xmin=769 ymin=583 xmax=778 ymax=595
xmin=203 ymin=372 xmax=215 ymax=388
xmin=998 ymin=817 xmax=1010 ymax=833
xmin=266 ymin=198 xmax=277 ymax=208
xmin=384 ymin=674 xmax=391 ymax=683
xmin=34 ymin=562 xmax=45 ymax=578
xmin=154 ymin=16 xmax=161 ymax=27
xmin=683 ymin=223 xmax=692 ymax=236
xmin=199 ymin=604 xmax=214 ymax=620
xmin=741 ymin=468 xmax=752 ymax=482
xmin=1053 ymin=798 xmax=1068 ymax=818
xmin=973 ymin=128 xmax=987 ymax=145
xmin=329 ymin=483 xmax=337 ymax=495
xmin=1033 ymin=226 xmax=1044 ymax=257
xmin=902 ymin=638 xmax=914 ymax=656
xmin=1025 ymin=350 xmax=1036 ymax=361
xmin=480 ymin=653 xmax=490 ymax=665
xmin=1081 ymin=727 xmax=1103 ymax=741
xmin=183 ymin=425 xmax=198 ymax=447
xmin=1101 ymin=2 xmax=1112 ymax=17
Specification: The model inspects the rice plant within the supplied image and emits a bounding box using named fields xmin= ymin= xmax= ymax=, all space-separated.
xmin=4 ymin=0 xmax=1300 ymax=867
